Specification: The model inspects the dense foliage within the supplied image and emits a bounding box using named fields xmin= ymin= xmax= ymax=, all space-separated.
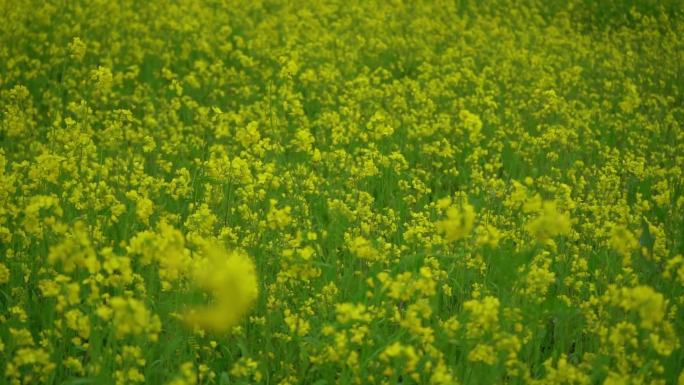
xmin=1 ymin=1 xmax=683 ymax=384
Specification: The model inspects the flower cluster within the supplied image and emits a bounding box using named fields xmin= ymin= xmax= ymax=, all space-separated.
xmin=1 ymin=1 xmax=683 ymax=384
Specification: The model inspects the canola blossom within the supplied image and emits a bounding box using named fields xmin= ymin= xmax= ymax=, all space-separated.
xmin=1 ymin=1 xmax=684 ymax=385
xmin=183 ymin=244 xmax=259 ymax=333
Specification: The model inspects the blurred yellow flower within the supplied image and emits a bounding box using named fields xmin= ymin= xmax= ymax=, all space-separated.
xmin=436 ymin=202 xmax=476 ymax=242
xmin=183 ymin=244 xmax=259 ymax=333
xmin=0 ymin=262 xmax=9 ymax=284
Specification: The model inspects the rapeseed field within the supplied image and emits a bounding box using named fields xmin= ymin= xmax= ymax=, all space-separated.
xmin=1 ymin=1 xmax=683 ymax=384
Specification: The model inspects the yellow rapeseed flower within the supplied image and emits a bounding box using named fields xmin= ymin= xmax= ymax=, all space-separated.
xmin=183 ymin=244 xmax=259 ymax=333
xmin=436 ymin=202 xmax=476 ymax=242
xmin=0 ymin=262 xmax=9 ymax=284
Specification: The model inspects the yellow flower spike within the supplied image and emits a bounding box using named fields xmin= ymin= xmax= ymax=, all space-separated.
xmin=467 ymin=343 xmax=496 ymax=365
xmin=267 ymin=202 xmax=293 ymax=230
xmin=435 ymin=202 xmax=476 ymax=242
xmin=0 ymin=262 xmax=9 ymax=284
xmin=183 ymin=244 xmax=259 ymax=333
xmin=105 ymin=296 xmax=161 ymax=341
xmin=463 ymin=296 xmax=500 ymax=338
xmin=524 ymin=200 xmax=572 ymax=242
xmin=608 ymin=225 xmax=639 ymax=264
xmin=68 ymin=37 xmax=86 ymax=61
xmin=347 ymin=235 xmax=381 ymax=261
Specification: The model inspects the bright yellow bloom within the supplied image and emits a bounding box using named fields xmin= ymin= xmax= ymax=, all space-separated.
xmin=68 ymin=37 xmax=86 ymax=61
xmin=436 ymin=202 xmax=476 ymax=242
xmin=101 ymin=296 xmax=162 ymax=341
xmin=468 ymin=343 xmax=496 ymax=365
xmin=524 ymin=200 xmax=571 ymax=241
xmin=463 ymin=296 xmax=500 ymax=338
xmin=335 ymin=303 xmax=372 ymax=324
xmin=267 ymin=201 xmax=293 ymax=229
xmin=612 ymin=285 xmax=666 ymax=330
xmin=183 ymin=244 xmax=259 ymax=333
xmin=523 ymin=263 xmax=556 ymax=300
xmin=347 ymin=235 xmax=381 ymax=261
xmin=608 ymin=225 xmax=639 ymax=261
